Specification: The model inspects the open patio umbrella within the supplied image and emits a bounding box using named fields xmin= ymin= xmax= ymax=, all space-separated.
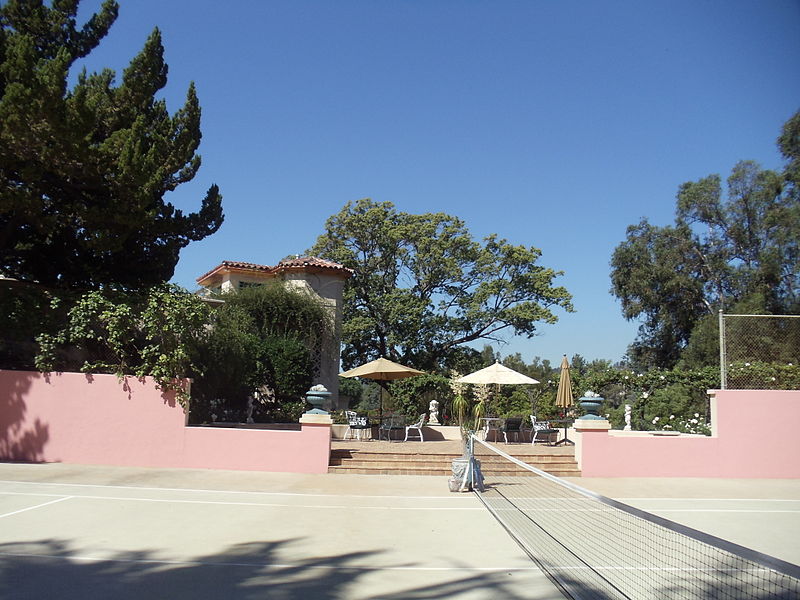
xmin=457 ymin=362 xmax=539 ymax=437
xmin=340 ymin=357 xmax=424 ymax=381
xmin=339 ymin=357 xmax=424 ymax=422
xmin=456 ymin=361 xmax=539 ymax=385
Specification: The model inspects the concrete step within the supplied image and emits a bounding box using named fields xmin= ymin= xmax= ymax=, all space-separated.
xmin=329 ymin=457 xmax=579 ymax=469
xmin=329 ymin=448 xmax=581 ymax=477
xmin=328 ymin=465 xmax=582 ymax=477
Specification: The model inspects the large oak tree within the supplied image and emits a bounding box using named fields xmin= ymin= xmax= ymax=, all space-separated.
xmin=310 ymin=199 xmax=573 ymax=371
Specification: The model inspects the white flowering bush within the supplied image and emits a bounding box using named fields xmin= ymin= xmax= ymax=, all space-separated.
xmin=661 ymin=413 xmax=711 ymax=435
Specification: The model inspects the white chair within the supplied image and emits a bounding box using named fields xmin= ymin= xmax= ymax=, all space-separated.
xmin=345 ymin=410 xmax=370 ymax=441
xmin=531 ymin=415 xmax=558 ymax=445
xmin=404 ymin=414 xmax=426 ymax=442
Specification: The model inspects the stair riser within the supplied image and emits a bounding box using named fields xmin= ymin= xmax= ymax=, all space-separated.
xmin=329 ymin=459 xmax=580 ymax=476
xmin=328 ymin=467 xmax=581 ymax=477
xmin=331 ymin=453 xmax=573 ymax=463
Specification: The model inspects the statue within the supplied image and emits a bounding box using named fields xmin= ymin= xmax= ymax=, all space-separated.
xmin=429 ymin=399 xmax=440 ymax=425
xmin=624 ymin=404 xmax=632 ymax=431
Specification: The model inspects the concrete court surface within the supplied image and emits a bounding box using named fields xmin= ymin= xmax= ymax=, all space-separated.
xmin=0 ymin=465 xmax=798 ymax=599
xmin=572 ymin=476 xmax=800 ymax=568
xmin=0 ymin=463 xmax=561 ymax=600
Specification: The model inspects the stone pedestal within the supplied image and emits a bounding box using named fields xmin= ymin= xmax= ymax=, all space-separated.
xmin=574 ymin=418 xmax=611 ymax=432
xmin=299 ymin=413 xmax=333 ymax=425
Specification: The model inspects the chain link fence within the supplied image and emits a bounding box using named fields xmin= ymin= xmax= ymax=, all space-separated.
xmin=719 ymin=313 xmax=800 ymax=390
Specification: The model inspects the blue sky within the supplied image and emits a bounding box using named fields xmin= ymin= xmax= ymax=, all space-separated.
xmin=73 ymin=0 xmax=800 ymax=366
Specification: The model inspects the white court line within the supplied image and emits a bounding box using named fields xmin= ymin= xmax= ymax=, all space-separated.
xmin=641 ymin=508 xmax=800 ymax=514
xmin=0 ymin=491 xmax=481 ymax=511
xmin=0 ymin=496 xmax=72 ymax=519
xmin=0 ymin=479 xmax=461 ymax=501
xmin=0 ymin=551 xmax=538 ymax=572
xmin=619 ymin=498 xmax=800 ymax=503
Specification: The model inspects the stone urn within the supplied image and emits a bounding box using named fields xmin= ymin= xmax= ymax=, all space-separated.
xmin=304 ymin=384 xmax=331 ymax=414
xmin=578 ymin=391 xmax=604 ymax=420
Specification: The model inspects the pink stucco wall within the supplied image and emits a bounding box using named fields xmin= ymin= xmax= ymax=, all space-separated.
xmin=577 ymin=389 xmax=800 ymax=478
xmin=0 ymin=370 xmax=331 ymax=473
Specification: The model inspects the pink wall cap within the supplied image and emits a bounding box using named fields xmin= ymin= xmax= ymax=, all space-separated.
xmin=574 ymin=418 xmax=611 ymax=431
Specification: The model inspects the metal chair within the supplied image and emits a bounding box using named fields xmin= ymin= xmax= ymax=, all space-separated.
xmin=378 ymin=414 xmax=404 ymax=441
xmin=501 ymin=417 xmax=523 ymax=443
xmin=404 ymin=414 xmax=426 ymax=442
xmin=345 ymin=410 xmax=370 ymax=441
xmin=531 ymin=415 xmax=558 ymax=445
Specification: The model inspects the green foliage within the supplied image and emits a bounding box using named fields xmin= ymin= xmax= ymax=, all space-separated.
xmin=0 ymin=0 xmax=223 ymax=290
xmin=610 ymin=110 xmax=800 ymax=369
xmin=186 ymin=303 xmax=266 ymax=421
xmin=218 ymin=283 xmax=331 ymax=344
xmin=310 ymin=199 xmax=573 ymax=371
xmin=387 ymin=373 xmax=452 ymax=421
xmin=35 ymin=285 xmax=210 ymax=404
xmin=261 ymin=336 xmax=313 ymax=402
xmin=188 ymin=284 xmax=330 ymax=423
xmin=0 ymin=280 xmax=70 ymax=369
xmin=337 ymin=376 xmax=365 ymax=410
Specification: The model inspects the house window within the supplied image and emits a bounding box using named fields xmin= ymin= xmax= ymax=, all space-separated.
xmin=239 ymin=281 xmax=264 ymax=289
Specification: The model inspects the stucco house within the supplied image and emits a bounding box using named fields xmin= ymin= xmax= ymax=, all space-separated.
xmin=196 ymin=256 xmax=353 ymax=405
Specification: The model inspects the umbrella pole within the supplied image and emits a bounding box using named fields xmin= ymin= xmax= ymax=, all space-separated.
xmin=378 ymin=383 xmax=384 ymax=424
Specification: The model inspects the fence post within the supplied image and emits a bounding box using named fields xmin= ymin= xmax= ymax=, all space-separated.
xmin=718 ymin=310 xmax=726 ymax=390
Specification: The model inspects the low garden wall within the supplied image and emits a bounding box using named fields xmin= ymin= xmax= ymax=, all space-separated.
xmin=0 ymin=370 xmax=331 ymax=474
xmin=574 ymin=389 xmax=800 ymax=478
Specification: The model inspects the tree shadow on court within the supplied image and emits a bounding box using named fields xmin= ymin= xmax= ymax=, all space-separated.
xmin=0 ymin=537 xmax=550 ymax=600
xmin=534 ymin=563 xmax=799 ymax=600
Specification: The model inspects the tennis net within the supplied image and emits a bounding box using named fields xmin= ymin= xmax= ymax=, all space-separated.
xmin=469 ymin=435 xmax=800 ymax=599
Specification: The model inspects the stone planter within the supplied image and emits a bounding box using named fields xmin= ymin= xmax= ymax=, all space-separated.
xmin=304 ymin=385 xmax=331 ymax=414
xmin=578 ymin=393 xmax=604 ymax=420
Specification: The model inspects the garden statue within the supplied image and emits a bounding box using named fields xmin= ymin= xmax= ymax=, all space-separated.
xmin=429 ymin=399 xmax=440 ymax=425
xmin=624 ymin=404 xmax=631 ymax=431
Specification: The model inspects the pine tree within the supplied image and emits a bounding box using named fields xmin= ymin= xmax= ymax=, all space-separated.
xmin=0 ymin=0 xmax=223 ymax=290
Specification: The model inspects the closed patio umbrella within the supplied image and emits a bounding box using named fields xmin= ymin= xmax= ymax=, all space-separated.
xmin=555 ymin=355 xmax=574 ymax=410
xmin=554 ymin=355 xmax=575 ymax=446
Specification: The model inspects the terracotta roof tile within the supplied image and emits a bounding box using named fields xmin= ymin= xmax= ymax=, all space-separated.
xmin=275 ymin=256 xmax=353 ymax=274
xmin=196 ymin=256 xmax=352 ymax=284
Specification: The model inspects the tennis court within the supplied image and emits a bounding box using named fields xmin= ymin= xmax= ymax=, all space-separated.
xmin=0 ymin=462 xmax=560 ymax=599
xmin=1 ymin=461 xmax=798 ymax=599
xmin=472 ymin=438 xmax=800 ymax=599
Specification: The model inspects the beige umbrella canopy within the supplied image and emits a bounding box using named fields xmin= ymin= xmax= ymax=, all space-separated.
xmin=456 ymin=361 xmax=539 ymax=385
xmin=340 ymin=357 xmax=424 ymax=380
xmin=556 ymin=355 xmax=574 ymax=410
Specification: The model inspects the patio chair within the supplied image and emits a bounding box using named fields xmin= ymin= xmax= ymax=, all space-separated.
xmin=500 ymin=417 xmax=523 ymax=443
xmin=482 ymin=415 xmax=501 ymax=441
xmin=404 ymin=414 xmax=426 ymax=442
xmin=378 ymin=414 xmax=405 ymax=441
xmin=531 ymin=416 xmax=558 ymax=445
xmin=345 ymin=410 xmax=371 ymax=441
